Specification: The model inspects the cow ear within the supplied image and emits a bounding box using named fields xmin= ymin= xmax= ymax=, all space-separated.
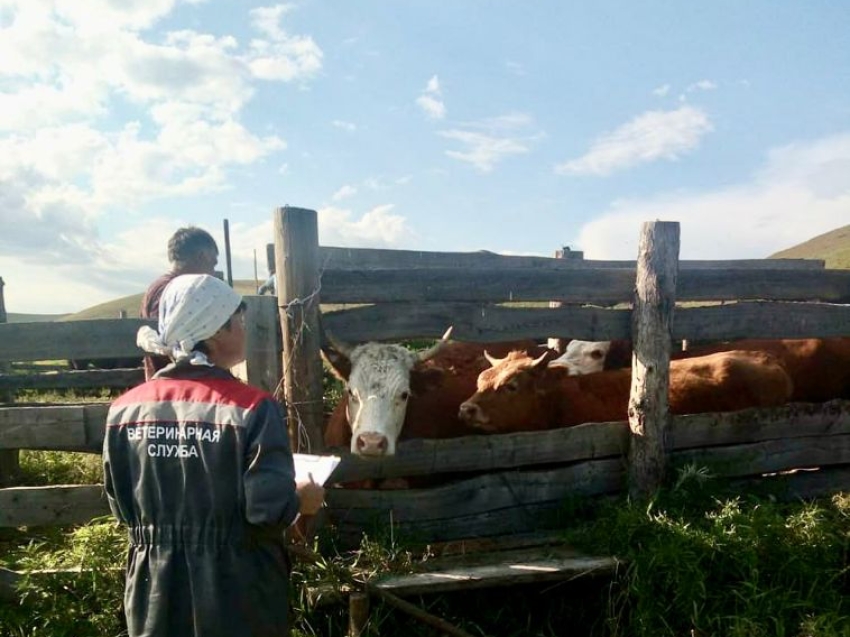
xmin=321 ymin=347 xmax=351 ymax=380
xmin=410 ymin=367 xmax=446 ymax=394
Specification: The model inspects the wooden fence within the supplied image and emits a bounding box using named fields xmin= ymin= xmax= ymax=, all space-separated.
xmin=271 ymin=207 xmax=850 ymax=546
xmin=1 ymin=209 xmax=850 ymax=550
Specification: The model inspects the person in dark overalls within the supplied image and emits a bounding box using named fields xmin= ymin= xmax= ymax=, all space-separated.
xmin=104 ymin=274 xmax=325 ymax=636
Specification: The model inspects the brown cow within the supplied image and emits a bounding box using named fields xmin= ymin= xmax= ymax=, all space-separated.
xmin=323 ymin=335 xmax=551 ymax=455
xmin=458 ymin=349 xmax=794 ymax=433
xmin=550 ymin=337 xmax=850 ymax=403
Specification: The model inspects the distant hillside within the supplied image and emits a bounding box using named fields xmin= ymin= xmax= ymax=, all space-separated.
xmin=5 ymin=313 xmax=69 ymax=323
xmin=770 ymin=224 xmax=850 ymax=269
xmin=61 ymin=280 xmax=260 ymax=321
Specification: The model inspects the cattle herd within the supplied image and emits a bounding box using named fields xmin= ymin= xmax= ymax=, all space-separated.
xmin=320 ymin=329 xmax=850 ymax=461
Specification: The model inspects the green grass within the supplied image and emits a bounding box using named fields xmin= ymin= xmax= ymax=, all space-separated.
xmin=562 ymin=468 xmax=850 ymax=637
xmin=1 ymin=472 xmax=848 ymax=636
xmin=770 ymin=224 xmax=850 ymax=270
xmin=17 ymin=451 xmax=103 ymax=486
xmin=0 ymin=519 xmax=127 ymax=637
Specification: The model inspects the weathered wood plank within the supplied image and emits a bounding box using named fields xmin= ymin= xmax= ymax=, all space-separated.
xmin=320 ymin=268 xmax=637 ymax=304
xmin=674 ymin=301 xmax=850 ymax=341
xmin=677 ymin=269 xmax=850 ymax=303
xmin=0 ymin=369 xmax=143 ymax=391
xmin=328 ymin=422 xmax=627 ymax=483
xmin=321 ymin=300 xmax=850 ymax=344
xmin=373 ymin=547 xmax=620 ymax=596
xmin=230 ymin=295 xmax=281 ymax=394
xmin=319 ymin=246 xmax=823 ymax=272
xmin=0 ymin=485 xmax=109 ymax=527
xmin=0 ymin=319 xmax=154 ymax=363
xmin=3 ymin=301 xmax=848 ymax=369
xmin=0 ymin=404 xmax=109 ymax=452
xmin=327 ymin=459 xmax=624 ymax=519
xmin=669 ymin=400 xmax=850 ymax=449
xmin=328 ymin=401 xmax=850 ymax=482
xmin=318 ymin=267 xmax=850 ymax=305
xmin=323 ymin=303 xmax=632 ymax=343
xmin=673 ymin=433 xmax=850 ymax=478
xmin=731 ymin=466 xmax=850 ymax=500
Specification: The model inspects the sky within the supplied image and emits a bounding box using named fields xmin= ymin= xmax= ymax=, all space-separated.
xmin=1 ymin=0 xmax=849 ymax=314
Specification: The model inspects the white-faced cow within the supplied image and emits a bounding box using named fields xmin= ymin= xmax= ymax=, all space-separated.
xmin=322 ymin=329 xmax=550 ymax=456
xmin=548 ymin=337 xmax=850 ymax=403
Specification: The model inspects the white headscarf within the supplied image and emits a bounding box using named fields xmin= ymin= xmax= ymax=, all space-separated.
xmin=136 ymin=274 xmax=243 ymax=367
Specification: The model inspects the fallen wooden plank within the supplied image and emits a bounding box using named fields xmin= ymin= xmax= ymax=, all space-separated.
xmin=373 ymin=547 xmax=620 ymax=596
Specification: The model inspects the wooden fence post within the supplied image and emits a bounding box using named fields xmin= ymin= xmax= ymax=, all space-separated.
xmin=231 ymin=296 xmax=282 ymax=394
xmin=628 ymin=222 xmax=680 ymax=498
xmin=0 ymin=276 xmax=20 ymax=487
xmin=273 ymin=207 xmax=325 ymax=453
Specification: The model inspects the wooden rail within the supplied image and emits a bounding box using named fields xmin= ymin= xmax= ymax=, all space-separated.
xmin=2 ymin=401 xmax=848 ymax=530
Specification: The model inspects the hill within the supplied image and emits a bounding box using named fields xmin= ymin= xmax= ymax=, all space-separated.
xmin=770 ymin=224 xmax=850 ymax=269
xmin=5 ymin=313 xmax=69 ymax=323
xmin=60 ymin=280 xmax=261 ymax=321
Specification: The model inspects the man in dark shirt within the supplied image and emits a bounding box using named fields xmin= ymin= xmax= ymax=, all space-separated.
xmin=141 ymin=227 xmax=219 ymax=380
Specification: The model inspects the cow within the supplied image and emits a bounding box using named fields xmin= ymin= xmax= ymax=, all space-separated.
xmin=322 ymin=329 xmax=550 ymax=456
xmin=548 ymin=337 xmax=850 ymax=403
xmin=458 ymin=349 xmax=794 ymax=433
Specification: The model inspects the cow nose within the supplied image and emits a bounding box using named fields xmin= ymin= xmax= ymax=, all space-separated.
xmin=355 ymin=432 xmax=389 ymax=456
xmin=459 ymin=401 xmax=480 ymax=423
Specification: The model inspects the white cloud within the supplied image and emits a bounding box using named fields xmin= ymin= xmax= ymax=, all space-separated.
xmin=318 ymin=205 xmax=413 ymax=247
xmin=222 ymin=205 xmax=415 ymax=269
xmin=574 ymin=132 xmax=850 ymax=261
xmin=249 ymin=4 xmax=295 ymax=40
xmin=0 ymin=0 xmax=319 ymax=263
xmin=555 ymin=106 xmax=713 ymax=177
xmin=332 ymin=119 xmax=357 ymax=132
xmin=331 ymin=184 xmax=357 ymax=201
xmin=687 ymin=79 xmax=717 ymax=93
xmin=416 ymin=74 xmax=446 ymax=120
xmin=652 ymin=84 xmax=670 ymax=97
xmin=506 ymin=61 xmax=526 ymax=76
xmin=439 ymin=113 xmax=540 ymax=172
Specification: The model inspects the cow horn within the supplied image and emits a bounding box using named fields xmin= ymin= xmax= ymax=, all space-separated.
xmin=417 ymin=326 xmax=454 ymax=362
xmin=321 ymin=323 xmax=355 ymax=358
xmin=483 ymin=350 xmax=504 ymax=367
xmin=319 ymin=321 xmax=355 ymax=379
xmin=531 ymin=350 xmax=550 ymax=368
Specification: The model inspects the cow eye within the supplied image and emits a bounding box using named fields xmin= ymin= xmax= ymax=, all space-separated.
xmin=400 ymin=390 xmax=410 ymax=401
xmin=347 ymin=387 xmax=358 ymax=401
xmin=505 ymin=380 xmax=518 ymax=392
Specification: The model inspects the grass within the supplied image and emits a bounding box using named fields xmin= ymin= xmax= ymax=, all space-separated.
xmin=4 ymin=382 xmax=849 ymax=636
xmin=1 ymin=464 xmax=848 ymax=636
xmin=770 ymin=224 xmax=850 ymax=270
xmin=16 ymin=451 xmax=103 ymax=487
xmin=562 ymin=467 xmax=850 ymax=637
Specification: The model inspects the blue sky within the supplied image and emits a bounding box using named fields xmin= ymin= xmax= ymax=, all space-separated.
xmin=1 ymin=0 xmax=849 ymax=313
